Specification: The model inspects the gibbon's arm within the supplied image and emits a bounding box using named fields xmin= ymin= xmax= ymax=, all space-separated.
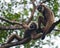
xmin=26 ymin=0 xmax=36 ymax=25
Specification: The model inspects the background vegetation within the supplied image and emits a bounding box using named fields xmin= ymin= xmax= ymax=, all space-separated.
xmin=0 ymin=0 xmax=60 ymax=48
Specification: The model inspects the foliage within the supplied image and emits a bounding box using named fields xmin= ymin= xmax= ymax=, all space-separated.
xmin=0 ymin=0 xmax=60 ymax=48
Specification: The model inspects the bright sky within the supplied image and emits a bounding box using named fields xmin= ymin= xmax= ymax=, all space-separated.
xmin=4 ymin=0 xmax=60 ymax=48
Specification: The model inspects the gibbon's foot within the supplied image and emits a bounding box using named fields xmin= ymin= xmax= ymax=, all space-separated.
xmin=41 ymin=35 xmax=45 ymax=40
xmin=41 ymin=32 xmax=45 ymax=40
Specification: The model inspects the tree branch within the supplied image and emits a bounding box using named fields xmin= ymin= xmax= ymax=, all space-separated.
xmin=0 ymin=17 xmax=29 ymax=29
xmin=0 ymin=38 xmax=29 ymax=48
xmin=0 ymin=25 xmax=23 ymax=30
xmin=0 ymin=17 xmax=23 ymax=26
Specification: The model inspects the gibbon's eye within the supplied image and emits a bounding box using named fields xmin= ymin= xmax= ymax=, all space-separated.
xmin=37 ymin=6 xmax=43 ymax=12
xmin=30 ymin=23 xmax=37 ymax=30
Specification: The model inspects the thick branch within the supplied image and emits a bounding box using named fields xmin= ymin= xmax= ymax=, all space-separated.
xmin=0 ymin=38 xmax=29 ymax=48
xmin=0 ymin=25 xmax=23 ymax=30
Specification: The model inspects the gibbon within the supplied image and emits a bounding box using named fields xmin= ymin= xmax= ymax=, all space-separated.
xmin=7 ymin=21 xmax=43 ymax=44
xmin=37 ymin=4 xmax=54 ymax=39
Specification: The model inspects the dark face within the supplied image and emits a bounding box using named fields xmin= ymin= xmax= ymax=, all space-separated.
xmin=29 ymin=23 xmax=37 ymax=30
xmin=37 ymin=5 xmax=44 ymax=12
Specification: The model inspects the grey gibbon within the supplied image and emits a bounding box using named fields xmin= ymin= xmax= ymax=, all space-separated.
xmin=7 ymin=21 xmax=43 ymax=44
xmin=37 ymin=3 xmax=60 ymax=39
xmin=37 ymin=4 xmax=54 ymax=39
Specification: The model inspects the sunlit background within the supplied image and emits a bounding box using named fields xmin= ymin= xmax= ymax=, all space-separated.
xmin=0 ymin=0 xmax=60 ymax=48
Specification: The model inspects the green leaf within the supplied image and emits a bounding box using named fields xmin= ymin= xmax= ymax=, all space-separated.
xmin=24 ymin=8 xmax=28 ymax=16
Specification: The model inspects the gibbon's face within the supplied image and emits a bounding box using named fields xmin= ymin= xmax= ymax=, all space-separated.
xmin=29 ymin=23 xmax=37 ymax=30
xmin=37 ymin=5 xmax=44 ymax=12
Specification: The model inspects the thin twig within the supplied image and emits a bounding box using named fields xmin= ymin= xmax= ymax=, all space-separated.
xmin=54 ymin=29 xmax=60 ymax=31
xmin=0 ymin=17 xmax=23 ymax=25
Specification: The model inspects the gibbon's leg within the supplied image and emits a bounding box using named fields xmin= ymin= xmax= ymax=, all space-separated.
xmin=41 ymin=20 xmax=60 ymax=40
xmin=45 ymin=19 xmax=60 ymax=34
xmin=7 ymin=29 xmax=33 ymax=44
xmin=37 ymin=16 xmax=46 ymax=33
xmin=31 ymin=31 xmax=43 ymax=40
xmin=38 ymin=16 xmax=46 ymax=29
xmin=7 ymin=34 xmax=22 ymax=43
xmin=22 ymin=30 xmax=32 ymax=44
xmin=37 ymin=16 xmax=47 ymax=39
